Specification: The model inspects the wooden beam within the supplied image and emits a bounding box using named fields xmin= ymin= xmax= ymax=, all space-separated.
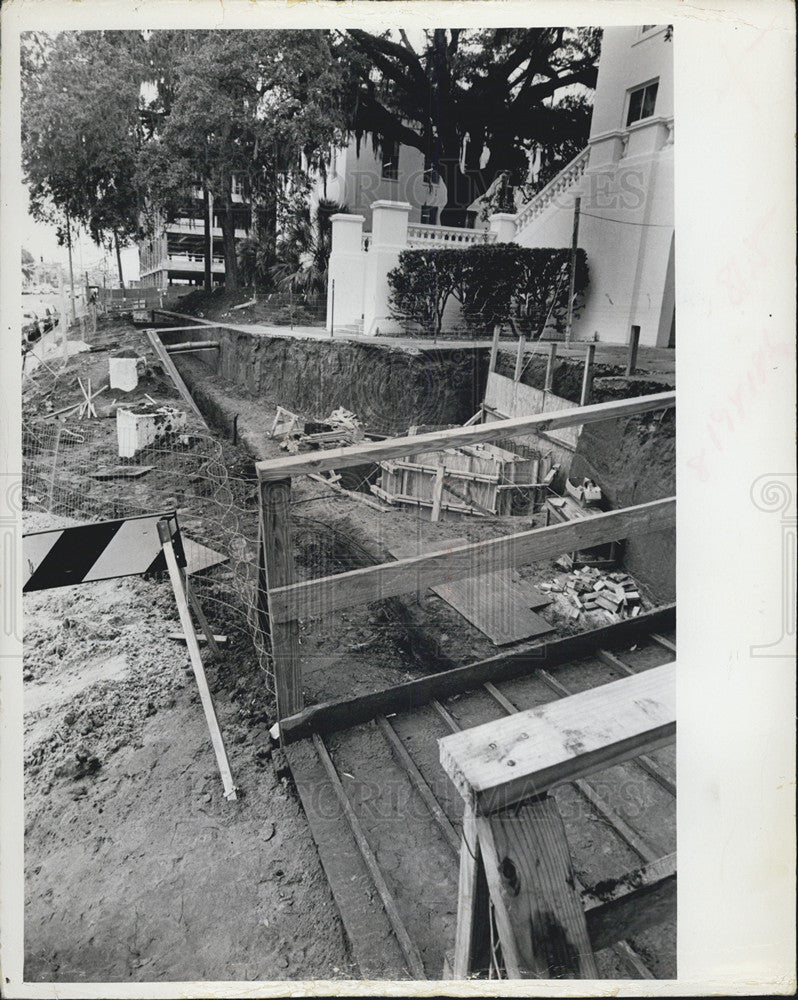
xmin=584 ymin=853 xmax=677 ymax=953
xmin=145 ymin=329 xmax=206 ymax=423
xmin=452 ymin=802 xmax=485 ymax=978
xmin=312 ymin=734 xmax=427 ymax=979
xmin=476 ymin=795 xmax=599 ymax=978
xmin=260 ymin=478 xmax=303 ymax=721
xmin=439 ymin=661 xmax=675 ymax=814
xmin=268 ymin=497 xmax=675 ymax=624
xmin=272 ymin=605 xmax=675 ymax=743
xmin=430 ymin=460 xmax=445 ymax=522
xmin=255 ymin=391 xmax=676 ymax=481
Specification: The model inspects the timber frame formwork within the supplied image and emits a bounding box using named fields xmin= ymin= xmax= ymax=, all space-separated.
xmin=254 ymin=389 xmax=676 ymax=979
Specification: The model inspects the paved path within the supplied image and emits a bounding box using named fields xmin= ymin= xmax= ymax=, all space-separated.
xmin=153 ymin=309 xmax=675 ymax=371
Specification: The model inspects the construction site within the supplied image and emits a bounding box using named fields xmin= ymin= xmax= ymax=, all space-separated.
xmin=22 ymin=300 xmax=675 ymax=982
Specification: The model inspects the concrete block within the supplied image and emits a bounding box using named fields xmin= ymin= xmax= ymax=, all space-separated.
xmin=116 ymin=405 xmax=187 ymax=458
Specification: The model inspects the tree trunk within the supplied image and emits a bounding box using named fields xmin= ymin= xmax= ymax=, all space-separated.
xmin=203 ymin=184 xmax=213 ymax=292
xmin=220 ymin=183 xmax=238 ymax=292
xmin=438 ymin=156 xmax=487 ymax=228
xmin=113 ymin=230 xmax=125 ymax=291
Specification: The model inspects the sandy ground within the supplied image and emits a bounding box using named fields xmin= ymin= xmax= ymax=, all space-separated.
xmin=23 ymin=568 xmax=354 ymax=982
xmin=22 ymin=316 xmax=669 ymax=982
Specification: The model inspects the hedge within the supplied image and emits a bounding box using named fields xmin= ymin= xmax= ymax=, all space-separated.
xmin=388 ymin=244 xmax=589 ymax=337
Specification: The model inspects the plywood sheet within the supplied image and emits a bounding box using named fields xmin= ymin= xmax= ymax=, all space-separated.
xmin=389 ymin=537 xmax=554 ymax=646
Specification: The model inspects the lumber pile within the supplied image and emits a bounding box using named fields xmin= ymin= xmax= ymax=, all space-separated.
xmin=541 ymin=566 xmax=643 ymax=624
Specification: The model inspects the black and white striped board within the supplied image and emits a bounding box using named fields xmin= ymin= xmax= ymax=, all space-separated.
xmin=23 ymin=511 xmax=186 ymax=592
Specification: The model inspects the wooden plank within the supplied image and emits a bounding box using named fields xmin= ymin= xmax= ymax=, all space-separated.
xmin=452 ymin=803 xmax=482 ymax=978
xmin=273 ymin=605 xmax=675 ymax=743
xmin=482 ymin=678 xmax=664 ymax=862
xmin=375 ymin=715 xmax=460 ymax=854
xmin=514 ymin=333 xmax=526 ymax=381
xmin=312 ymin=734 xmax=427 ymax=980
xmin=580 ymin=343 xmax=596 ymax=407
xmin=430 ymin=461 xmax=445 ymax=522
xmin=651 ymin=632 xmax=677 ymax=654
xmin=145 ymin=328 xmax=206 ymax=422
xmin=476 ymin=796 xmax=599 ymax=978
xmin=284 ymin=740 xmax=411 ymax=979
xmin=389 ymin=537 xmax=553 ymax=646
xmin=270 ymin=497 xmax=675 ymax=624
xmin=157 ymin=521 xmax=236 ymax=800
xmin=544 ymin=342 xmax=557 ymax=393
xmin=255 ymin=391 xmax=676 ymax=481
xmin=439 ymin=662 xmax=676 ymax=814
xmin=584 ymin=853 xmax=677 ymax=953
xmin=260 ymin=478 xmax=303 ymax=721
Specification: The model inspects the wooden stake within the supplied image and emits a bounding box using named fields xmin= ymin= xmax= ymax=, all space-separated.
xmin=488 ymin=323 xmax=501 ymax=374
xmin=580 ymin=343 xmax=596 ymax=407
xmin=626 ymin=325 xmax=641 ymax=376
xmin=157 ymin=520 xmax=237 ymax=800
xmin=565 ymin=197 xmax=581 ymax=344
xmin=514 ymin=332 xmax=526 ymax=382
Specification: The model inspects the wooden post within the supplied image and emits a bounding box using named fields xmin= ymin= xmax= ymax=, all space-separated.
xmin=513 ymin=332 xmax=526 ymax=382
xmin=565 ymin=197 xmax=581 ymax=344
xmin=626 ymin=325 xmax=641 ymax=375
xmin=158 ymin=520 xmax=237 ymax=800
xmin=580 ymin=343 xmax=595 ymax=407
xmin=543 ymin=342 xmax=557 ymax=399
xmin=476 ymin=796 xmax=599 ymax=978
xmin=431 ymin=456 xmax=446 ymax=522
xmin=453 ymin=802 xmax=485 ymax=978
xmin=259 ymin=476 xmax=303 ymax=723
xmin=488 ymin=323 xmax=501 ymax=374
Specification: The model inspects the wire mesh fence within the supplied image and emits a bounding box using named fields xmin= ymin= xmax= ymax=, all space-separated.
xmin=22 ymin=415 xmax=273 ymax=694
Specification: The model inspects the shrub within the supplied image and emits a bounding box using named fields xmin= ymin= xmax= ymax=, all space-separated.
xmin=387 ymin=249 xmax=468 ymax=337
xmin=388 ymin=244 xmax=589 ymax=338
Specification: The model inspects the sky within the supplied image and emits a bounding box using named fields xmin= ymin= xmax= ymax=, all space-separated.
xmin=17 ymin=177 xmax=140 ymax=284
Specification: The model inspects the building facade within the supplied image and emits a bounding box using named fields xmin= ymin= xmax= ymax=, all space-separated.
xmin=327 ymin=25 xmax=675 ymax=347
xmin=138 ymin=180 xmax=251 ymax=289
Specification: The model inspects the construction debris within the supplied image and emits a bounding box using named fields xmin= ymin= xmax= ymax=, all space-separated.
xmin=541 ymin=565 xmax=644 ymax=625
xmin=272 ymin=405 xmax=365 ymax=453
xmin=116 ymin=403 xmax=187 ymax=458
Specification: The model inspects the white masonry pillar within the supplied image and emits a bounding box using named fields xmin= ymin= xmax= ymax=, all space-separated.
xmin=327 ymin=213 xmax=366 ymax=333
xmin=489 ymin=212 xmax=517 ymax=243
xmin=362 ymin=200 xmax=412 ymax=337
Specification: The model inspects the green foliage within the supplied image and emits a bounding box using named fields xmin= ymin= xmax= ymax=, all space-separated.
xmin=343 ymin=28 xmax=600 ymax=224
xmin=388 ymin=244 xmax=589 ymax=337
xmin=388 ymin=249 xmax=469 ymax=337
xmin=271 ymin=198 xmax=348 ymax=296
xmin=21 ymin=31 xmax=148 ymax=269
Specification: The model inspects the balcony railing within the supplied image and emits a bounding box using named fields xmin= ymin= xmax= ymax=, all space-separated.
xmin=406 ymin=223 xmax=496 ymax=247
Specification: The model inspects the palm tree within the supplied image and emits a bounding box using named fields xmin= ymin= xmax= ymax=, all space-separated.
xmin=271 ymin=198 xmax=348 ymax=297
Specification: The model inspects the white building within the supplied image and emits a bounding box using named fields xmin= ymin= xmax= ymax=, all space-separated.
xmin=327 ymin=25 xmax=675 ymax=347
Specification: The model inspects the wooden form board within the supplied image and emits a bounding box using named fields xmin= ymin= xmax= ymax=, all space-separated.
xmin=439 ymin=660 xmax=675 ymax=814
xmin=389 ymin=537 xmax=553 ymax=645
xmin=484 ymin=372 xmax=580 ymax=449
xmin=268 ymin=497 xmax=675 ymax=625
xmin=255 ymin=391 xmax=675 ymax=481
xmin=274 ymin=604 xmax=675 ymax=744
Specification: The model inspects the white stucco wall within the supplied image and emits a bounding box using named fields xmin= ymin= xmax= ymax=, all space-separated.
xmin=514 ymin=25 xmax=675 ymax=347
xmin=311 ymin=137 xmax=447 ymax=231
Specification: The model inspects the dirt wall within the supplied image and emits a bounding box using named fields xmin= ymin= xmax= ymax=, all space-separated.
xmin=570 ymin=408 xmax=675 ymax=602
xmin=168 ymin=328 xmax=487 ymax=435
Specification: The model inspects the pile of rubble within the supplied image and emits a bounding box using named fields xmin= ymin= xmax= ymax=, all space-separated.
xmin=542 ymin=565 xmax=643 ymax=624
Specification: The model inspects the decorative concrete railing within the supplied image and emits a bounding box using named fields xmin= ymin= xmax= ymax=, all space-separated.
xmin=407 ymin=223 xmax=496 ymax=248
xmin=514 ymin=147 xmax=590 ymax=237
